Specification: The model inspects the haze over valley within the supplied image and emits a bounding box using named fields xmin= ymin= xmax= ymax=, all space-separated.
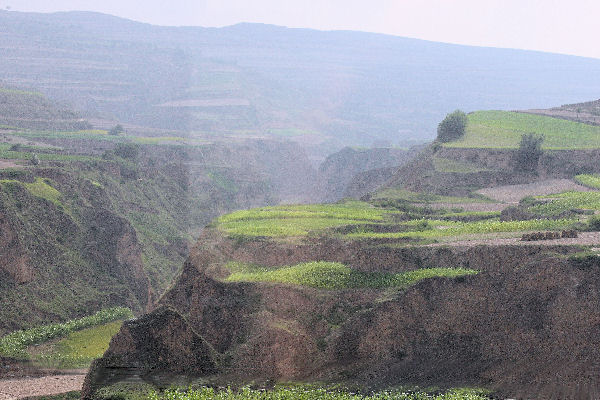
xmin=1 ymin=4 xmax=600 ymax=400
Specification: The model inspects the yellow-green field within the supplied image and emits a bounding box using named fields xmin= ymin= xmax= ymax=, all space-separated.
xmin=217 ymin=201 xmax=392 ymax=237
xmin=444 ymin=111 xmax=600 ymax=149
xmin=224 ymin=261 xmax=477 ymax=290
xmin=32 ymin=320 xmax=123 ymax=368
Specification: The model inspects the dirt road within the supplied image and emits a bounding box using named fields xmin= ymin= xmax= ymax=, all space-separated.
xmin=0 ymin=374 xmax=84 ymax=399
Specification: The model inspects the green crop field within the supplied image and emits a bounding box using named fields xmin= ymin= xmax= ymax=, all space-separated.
xmin=526 ymin=191 xmax=600 ymax=216
xmin=345 ymin=218 xmax=577 ymax=240
xmin=217 ymin=201 xmax=392 ymax=237
xmin=575 ymin=174 xmax=600 ymax=189
xmin=95 ymin=385 xmax=491 ymax=400
xmin=444 ymin=111 xmax=600 ymax=149
xmin=32 ymin=320 xmax=123 ymax=368
xmin=224 ymin=261 xmax=477 ymax=290
xmin=0 ymin=307 xmax=132 ymax=360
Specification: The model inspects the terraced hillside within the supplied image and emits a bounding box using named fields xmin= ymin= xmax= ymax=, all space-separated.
xmin=85 ymin=180 xmax=600 ymax=399
xmin=0 ymin=113 xmax=324 ymax=338
xmin=521 ymin=98 xmax=600 ymax=126
xmin=381 ymin=110 xmax=600 ymax=199
xmin=80 ymin=103 xmax=600 ymax=399
xmin=3 ymin=10 xmax=600 ymax=153
xmin=0 ymin=86 xmax=90 ymax=131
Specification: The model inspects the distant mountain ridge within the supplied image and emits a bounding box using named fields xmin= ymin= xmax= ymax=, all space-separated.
xmin=1 ymin=10 xmax=600 ymax=150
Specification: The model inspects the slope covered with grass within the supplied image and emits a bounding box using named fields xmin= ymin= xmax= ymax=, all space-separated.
xmin=575 ymin=174 xmax=600 ymax=189
xmin=216 ymin=201 xmax=392 ymax=237
xmin=224 ymin=261 xmax=477 ymax=290
xmin=444 ymin=111 xmax=600 ymax=149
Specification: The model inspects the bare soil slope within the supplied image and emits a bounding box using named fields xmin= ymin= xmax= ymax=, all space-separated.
xmin=84 ymin=229 xmax=600 ymax=399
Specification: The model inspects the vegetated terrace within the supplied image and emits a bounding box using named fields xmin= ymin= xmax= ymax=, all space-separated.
xmin=443 ymin=110 xmax=600 ymax=149
xmin=575 ymin=174 xmax=600 ymax=189
xmin=0 ymin=307 xmax=132 ymax=363
xmin=216 ymin=201 xmax=393 ymax=237
xmin=224 ymin=261 xmax=477 ymax=290
xmin=215 ymin=198 xmax=585 ymax=243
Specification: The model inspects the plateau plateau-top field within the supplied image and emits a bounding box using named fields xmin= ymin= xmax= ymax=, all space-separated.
xmin=444 ymin=111 xmax=600 ymax=149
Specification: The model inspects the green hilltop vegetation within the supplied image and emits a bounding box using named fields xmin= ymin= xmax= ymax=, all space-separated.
xmin=224 ymin=261 xmax=477 ymax=290
xmin=444 ymin=111 xmax=600 ymax=149
xmin=215 ymin=198 xmax=582 ymax=243
xmin=217 ymin=201 xmax=389 ymax=237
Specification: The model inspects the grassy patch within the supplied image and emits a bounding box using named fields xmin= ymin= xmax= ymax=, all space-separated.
xmin=0 ymin=307 xmax=132 ymax=359
xmin=575 ymin=174 xmax=600 ymax=189
xmin=101 ymin=385 xmax=491 ymax=400
xmin=346 ymin=218 xmax=577 ymax=239
xmin=224 ymin=261 xmax=477 ymax=290
xmin=217 ymin=201 xmax=390 ymax=237
xmin=32 ymin=320 xmax=123 ymax=368
xmin=527 ymin=191 xmax=600 ymax=216
xmin=25 ymin=177 xmax=62 ymax=205
xmin=0 ymin=143 xmax=101 ymax=162
xmin=207 ymin=170 xmax=238 ymax=193
xmin=0 ymin=177 xmax=63 ymax=206
xmin=58 ymin=129 xmax=108 ymax=135
xmin=444 ymin=111 xmax=600 ymax=149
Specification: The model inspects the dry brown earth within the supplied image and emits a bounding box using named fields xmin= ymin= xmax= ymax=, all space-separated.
xmin=0 ymin=374 xmax=84 ymax=399
xmin=427 ymin=231 xmax=600 ymax=247
xmin=476 ymin=178 xmax=592 ymax=204
xmin=427 ymin=202 xmax=507 ymax=212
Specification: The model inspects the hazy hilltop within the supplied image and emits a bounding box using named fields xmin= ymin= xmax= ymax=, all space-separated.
xmin=2 ymin=10 xmax=600 ymax=154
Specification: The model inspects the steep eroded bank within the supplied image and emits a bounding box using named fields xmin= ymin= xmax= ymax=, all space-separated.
xmin=83 ymin=228 xmax=600 ymax=399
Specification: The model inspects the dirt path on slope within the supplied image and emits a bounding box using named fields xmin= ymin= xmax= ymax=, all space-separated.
xmin=0 ymin=374 xmax=85 ymax=399
xmin=0 ymin=160 xmax=22 ymax=169
xmin=427 ymin=202 xmax=507 ymax=212
xmin=476 ymin=178 xmax=592 ymax=204
xmin=426 ymin=231 xmax=600 ymax=248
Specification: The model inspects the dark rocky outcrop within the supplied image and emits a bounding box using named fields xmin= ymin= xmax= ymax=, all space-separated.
xmin=82 ymin=307 xmax=219 ymax=397
xmin=85 ymin=229 xmax=600 ymax=399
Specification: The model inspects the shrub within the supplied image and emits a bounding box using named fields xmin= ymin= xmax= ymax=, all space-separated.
xmin=436 ymin=110 xmax=467 ymax=142
xmin=109 ymin=124 xmax=124 ymax=136
xmin=113 ymin=142 xmax=139 ymax=159
xmin=588 ymin=215 xmax=600 ymax=231
xmin=30 ymin=153 xmax=40 ymax=166
xmin=514 ymin=133 xmax=544 ymax=173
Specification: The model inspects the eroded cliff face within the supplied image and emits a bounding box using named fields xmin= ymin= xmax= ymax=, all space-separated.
xmin=0 ymin=172 xmax=154 ymax=334
xmin=316 ymin=147 xmax=414 ymax=202
xmin=0 ymin=209 xmax=32 ymax=284
xmin=0 ymin=136 xmax=322 ymax=334
xmin=84 ymin=230 xmax=600 ymax=399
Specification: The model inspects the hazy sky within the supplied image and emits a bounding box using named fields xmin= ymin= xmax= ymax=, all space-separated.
xmin=6 ymin=0 xmax=600 ymax=59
